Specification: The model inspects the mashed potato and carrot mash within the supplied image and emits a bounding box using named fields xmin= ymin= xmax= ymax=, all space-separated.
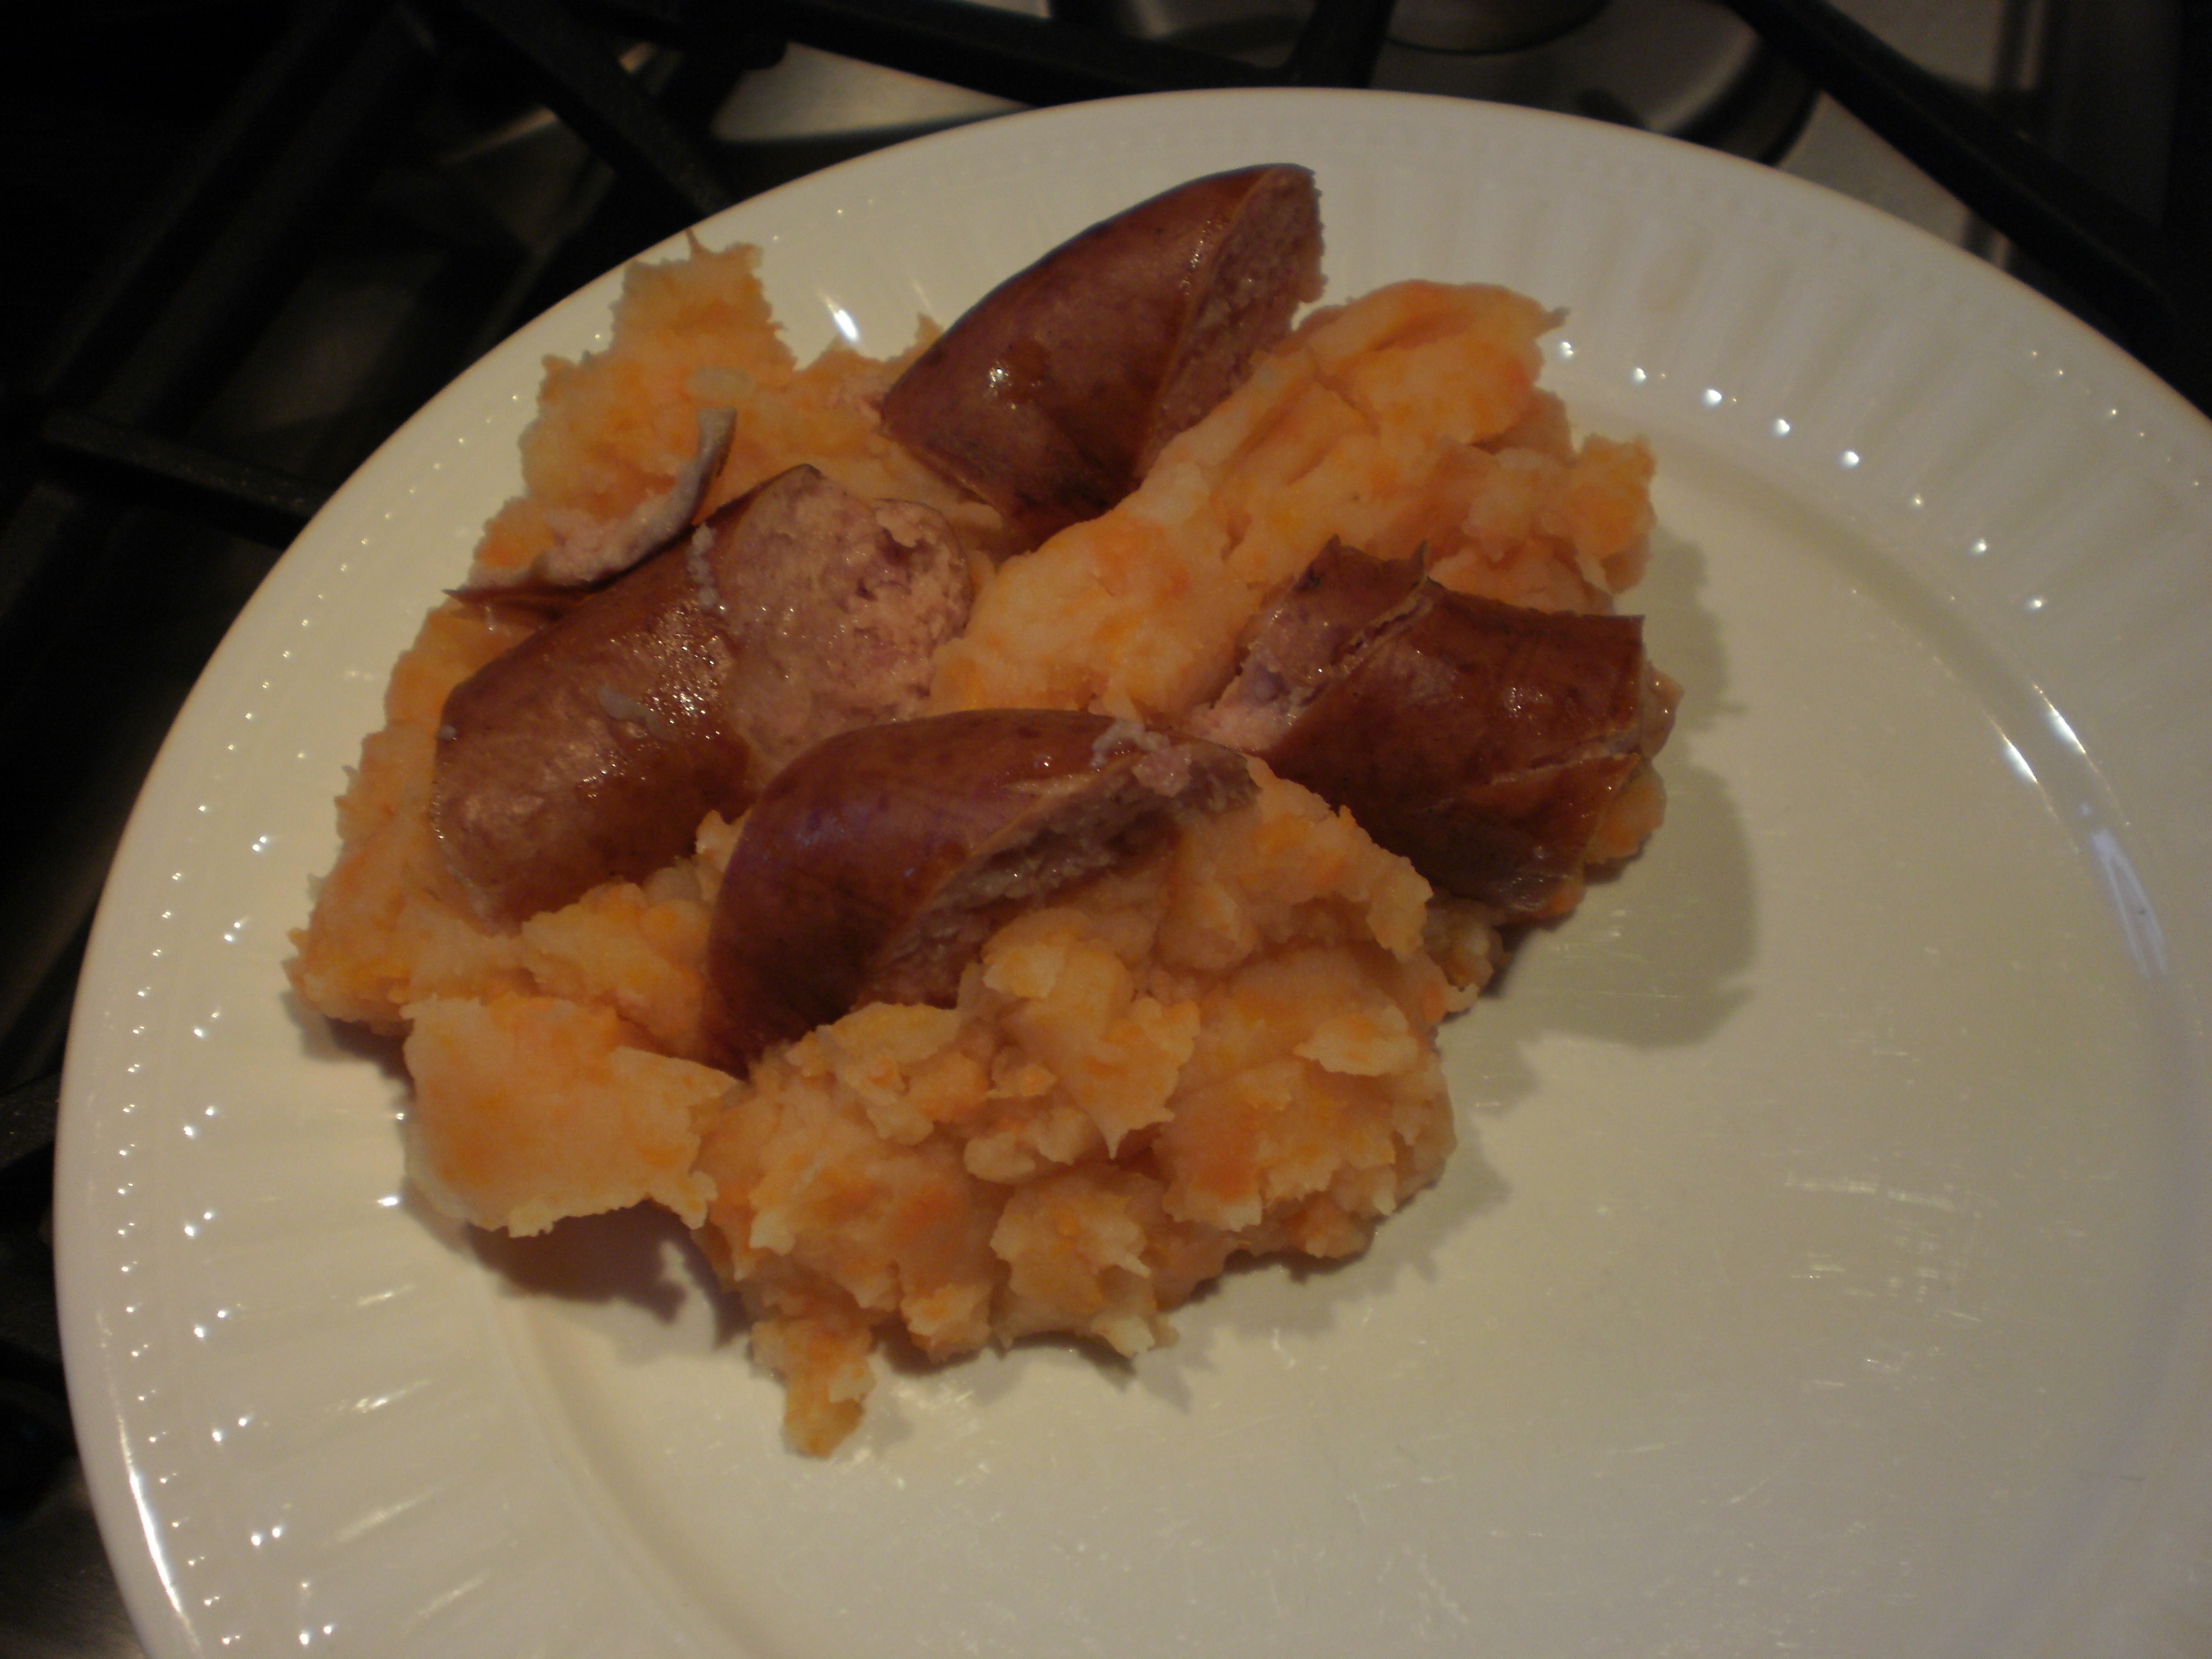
xmin=289 ymin=216 xmax=1661 ymax=1454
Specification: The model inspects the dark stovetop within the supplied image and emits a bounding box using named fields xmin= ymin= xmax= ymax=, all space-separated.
xmin=1 ymin=1 xmax=2200 ymax=1652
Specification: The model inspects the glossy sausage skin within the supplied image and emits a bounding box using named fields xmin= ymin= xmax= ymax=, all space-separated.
xmin=880 ymin=166 xmax=1324 ymax=546
xmin=433 ymin=550 xmax=751 ymax=923
xmin=704 ymin=711 xmax=1254 ymax=1072
xmin=1192 ymin=546 xmax=1674 ymax=919
xmin=433 ymin=467 xmax=972 ymax=923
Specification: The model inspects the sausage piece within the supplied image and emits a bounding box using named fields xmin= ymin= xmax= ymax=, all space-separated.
xmin=1191 ymin=545 xmax=1675 ymax=919
xmin=1194 ymin=539 xmax=1428 ymax=753
xmin=433 ymin=466 xmax=973 ymax=922
xmin=433 ymin=550 xmax=751 ymax=924
xmin=881 ymin=166 xmax=1324 ymax=546
xmin=704 ymin=711 xmax=1255 ymax=1071
xmin=708 ymin=486 xmax=975 ymax=778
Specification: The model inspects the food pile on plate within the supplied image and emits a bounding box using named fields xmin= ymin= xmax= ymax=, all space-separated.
xmin=288 ymin=167 xmax=1676 ymax=1453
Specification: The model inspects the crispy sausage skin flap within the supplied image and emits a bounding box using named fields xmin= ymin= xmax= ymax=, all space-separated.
xmin=1192 ymin=543 xmax=1676 ymax=920
xmin=705 ymin=711 xmax=1255 ymax=1073
xmin=433 ymin=465 xmax=972 ymax=923
xmin=880 ymin=165 xmax=1324 ymax=546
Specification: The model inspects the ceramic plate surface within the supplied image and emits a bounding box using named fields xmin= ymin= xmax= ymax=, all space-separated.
xmin=57 ymin=89 xmax=2212 ymax=1659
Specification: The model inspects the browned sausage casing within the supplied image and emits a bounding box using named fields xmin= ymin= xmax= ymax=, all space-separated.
xmin=433 ymin=466 xmax=972 ymax=923
xmin=1194 ymin=539 xmax=1429 ymax=753
xmin=433 ymin=550 xmax=751 ymax=924
xmin=704 ymin=711 xmax=1254 ymax=1072
xmin=1193 ymin=544 xmax=1674 ymax=919
xmin=880 ymin=166 xmax=1324 ymax=546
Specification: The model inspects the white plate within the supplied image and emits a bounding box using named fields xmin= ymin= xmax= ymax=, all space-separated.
xmin=57 ymin=89 xmax=2212 ymax=1659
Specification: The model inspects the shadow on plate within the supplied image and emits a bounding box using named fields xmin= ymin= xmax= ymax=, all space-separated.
xmin=462 ymin=1202 xmax=748 ymax=1349
xmin=289 ymin=993 xmax=409 ymax=1079
xmin=1456 ymin=525 xmax=1756 ymax=1112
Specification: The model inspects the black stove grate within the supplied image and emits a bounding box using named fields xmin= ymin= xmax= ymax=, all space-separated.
xmin=0 ymin=1 xmax=2203 ymax=1651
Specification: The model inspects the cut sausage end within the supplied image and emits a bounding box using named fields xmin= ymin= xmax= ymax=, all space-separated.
xmin=1192 ymin=544 xmax=1675 ymax=919
xmin=431 ymin=467 xmax=973 ymax=924
xmin=881 ymin=165 xmax=1324 ymax=547
xmin=704 ymin=711 xmax=1255 ymax=1073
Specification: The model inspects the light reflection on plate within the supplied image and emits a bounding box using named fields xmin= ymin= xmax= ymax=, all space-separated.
xmin=57 ymin=88 xmax=2212 ymax=1659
